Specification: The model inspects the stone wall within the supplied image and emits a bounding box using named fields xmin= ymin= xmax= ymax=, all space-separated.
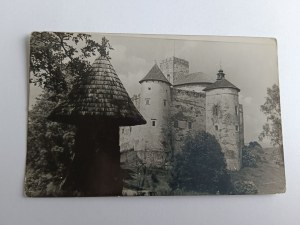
xmin=120 ymin=80 xmax=171 ymax=166
xmin=160 ymin=57 xmax=189 ymax=84
xmin=170 ymin=88 xmax=206 ymax=154
xmin=205 ymin=88 xmax=242 ymax=171
xmin=174 ymin=83 xmax=211 ymax=93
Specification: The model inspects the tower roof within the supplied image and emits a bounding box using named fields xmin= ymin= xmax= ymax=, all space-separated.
xmin=203 ymin=69 xmax=240 ymax=92
xmin=48 ymin=56 xmax=146 ymax=126
xmin=139 ymin=64 xmax=171 ymax=85
xmin=173 ymin=72 xmax=214 ymax=86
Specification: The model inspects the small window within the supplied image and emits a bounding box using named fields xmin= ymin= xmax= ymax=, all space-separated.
xmin=235 ymin=106 xmax=238 ymax=115
xmin=215 ymin=125 xmax=218 ymax=131
xmin=152 ymin=121 xmax=156 ymax=126
xmin=148 ymin=87 xmax=151 ymax=90
xmin=122 ymin=128 xmax=124 ymax=134
xmin=188 ymin=122 xmax=192 ymax=129
xmin=196 ymin=114 xmax=198 ymax=117
xmin=213 ymin=105 xmax=219 ymax=116
xmin=235 ymin=125 xmax=239 ymax=132
xmin=174 ymin=120 xmax=178 ymax=128
xmin=191 ymin=107 xmax=193 ymax=110
xmin=167 ymin=74 xmax=170 ymax=81
xmin=130 ymin=127 xmax=132 ymax=132
xmin=146 ymin=98 xmax=150 ymax=105
xmin=163 ymin=99 xmax=167 ymax=106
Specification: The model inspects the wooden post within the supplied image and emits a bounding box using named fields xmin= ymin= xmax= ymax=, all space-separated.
xmin=62 ymin=121 xmax=122 ymax=196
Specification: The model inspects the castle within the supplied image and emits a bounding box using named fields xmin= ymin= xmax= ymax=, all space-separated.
xmin=120 ymin=56 xmax=244 ymax=171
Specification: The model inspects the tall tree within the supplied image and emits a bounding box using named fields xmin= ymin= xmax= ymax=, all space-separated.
xmin=30 ymin=32 xmax=112 ymax=98
xmin=259 ymin=84 xmax=283 ymax=147
xmin=169 ymin=132 xmax=232 ymax=194
xmin=26 ymin=32 xmax=113 ymax=196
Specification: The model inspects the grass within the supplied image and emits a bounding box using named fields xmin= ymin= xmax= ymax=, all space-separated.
xmin=231 ymin=147 xmax=286 ymax=194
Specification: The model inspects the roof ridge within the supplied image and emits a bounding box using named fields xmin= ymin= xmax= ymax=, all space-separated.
xmin=203 ymin=78 xmax=240 ymax=92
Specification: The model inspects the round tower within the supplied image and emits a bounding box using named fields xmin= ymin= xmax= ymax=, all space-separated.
xmin=204 ymin=69 xmax=242 ymax=171
xmin=138 ymin=64 xmax=171 ymax=166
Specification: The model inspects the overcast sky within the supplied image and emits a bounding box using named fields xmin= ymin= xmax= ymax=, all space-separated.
xmin=29 ymin=33 xmax=280 ymax=147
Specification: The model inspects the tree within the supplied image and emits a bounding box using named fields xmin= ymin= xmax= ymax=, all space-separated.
xmin=25 ymin=92 xmax=76 ymax=196
xmin=30 ymin=32 xmax=113 ymax=98
xmin=169 ymin=132 xmax=232 ymax=194
xmin=26 ymin=32 xmax=113 ymax=196
xmin=259 ymin=84 xmax=283 ymax=147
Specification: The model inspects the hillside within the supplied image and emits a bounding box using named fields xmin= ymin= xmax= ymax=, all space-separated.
xmin=231 ymin=147 xmax=285 ymax=194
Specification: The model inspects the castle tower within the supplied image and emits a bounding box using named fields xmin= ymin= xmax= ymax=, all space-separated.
xmin=159 ymin=57 xmax=189 ymax=84
xmin=204 ymin=69 xmax=242 ymax=171
xmin=138 ymin=64 xmax=171 ymax=166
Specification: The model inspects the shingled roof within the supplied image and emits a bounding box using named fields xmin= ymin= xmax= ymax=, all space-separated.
xmin=139 ymin=64 xmax=170 ymax=84
xmin=48 ymin=56 xmax=146 ymax=126
xmin=174 ymin=72 xmax=214 ymax=86
xmin=203 ymin=70 xmax=240 ymax=92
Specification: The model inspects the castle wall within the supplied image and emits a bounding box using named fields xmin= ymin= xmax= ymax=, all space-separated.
xmin=239 ymin=104 xmax=244 ymax=160
xmin=160 ymin=57 xmax=189 ymax=84
xmin=174 ymin=83 xmax=211 ymax=93
xmin=171 ymin=88 xmax=206 ymax=154
xmin=205 ymin=88 xmax=242 ymax=171
xmin=120 ymin=80 xmax=171 ymax=166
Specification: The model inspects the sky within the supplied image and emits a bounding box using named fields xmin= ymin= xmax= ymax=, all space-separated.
xmin=29 ymin=33 xmax=280 ymax=147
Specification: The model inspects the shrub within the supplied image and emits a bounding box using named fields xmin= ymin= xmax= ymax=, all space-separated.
xmin=242 ymin=141 xmax=264 ymax=168
xmin=170 ymin=132 xmax=233 ymax=194
xmin=233 ymin=180 xmax=258 ymax=194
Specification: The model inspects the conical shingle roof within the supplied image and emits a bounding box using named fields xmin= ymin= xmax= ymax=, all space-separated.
xmin=139 ymin=64 xmax=170 ymax=84
xmin=48 ymin=56 xmax=146 ymax=126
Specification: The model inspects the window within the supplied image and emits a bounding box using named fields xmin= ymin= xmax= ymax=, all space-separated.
xmin=235 ymin=125 xmax=239 ymax=132
xmin=188 ymin=122 xmax=192 ymax=129
xmin=148 ymin=87 xmax=151 ymax=90
xmin=145 ymin=98 xmax=150 ymax=105
xmin=164 ymin=99 xmax=167 ymax=106
xmin=122 ymin=128 xmax=124 ymax=134
xmin=235 ymin=106 xmax=238 ymax=115
xmin=130 ymin=127 xmax=132 ymax=132
xmin=167 ymin=74 xmax=170 ymax=81
xmin=174 ymin=120 xmax=178 ymax=128
xmin=213 ymin=105 xmax=219 ymax=116
xmin=191 ymin=107 xmax=193 ymax=110
xmin=215 ymin=125 xmax=218 ymax=131
xmin=152 ymin=121 xmax=156 ymax=126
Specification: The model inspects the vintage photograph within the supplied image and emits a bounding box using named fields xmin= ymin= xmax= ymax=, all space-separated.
xmin=25 ymin=32 xmax=285 ymax=196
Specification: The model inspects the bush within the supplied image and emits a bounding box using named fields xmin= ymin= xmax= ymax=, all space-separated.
xmin=170 ymin=132 xmax=233 ymax=194
xmin=233 ymin=180 xmax=258 ymax=194
xmin=242 ymin=141 xmax=264 ymax=168
xmin=25 ymin=92 xmax=76 ymax=196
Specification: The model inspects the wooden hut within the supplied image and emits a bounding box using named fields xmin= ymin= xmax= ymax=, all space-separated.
xmin=48 ymin=56 xmax=146 ymax=196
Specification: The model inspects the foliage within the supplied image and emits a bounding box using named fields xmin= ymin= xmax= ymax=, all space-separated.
xmin=122 ymin=160 xmax=171 ymax=196
xmin=30 ymin=32 xmax=113 ymax=97
xmin=242 ymin=141 xmax=264 ymax=168
xmin=169 ymin=132 xmax=232 ymax=194
xmin=25 ymin=92 xmax=76 ymax=196
xmin=233 ymin=180 xmax=258 ymax=194
xmin=259 ymin=84 xmax=283 ymax=147
xmin=26 ymin=32 xmax=113 ymax=195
